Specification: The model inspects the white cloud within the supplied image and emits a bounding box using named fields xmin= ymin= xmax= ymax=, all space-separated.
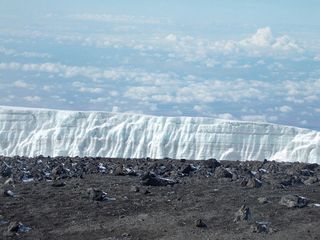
xmin=154 ymin=27 xmax=304 ymax=64
xmin=14 ymin=80 xmax=31 ymax=89
xmin=125 ymin=78 xmax=269 ymax=104
xmin=277 ymin=105 xmax=293 ymax=113
xmin=0 ymin=95 xmax=14 ymax=103
xmin=239 ymin=27 xmax=300 ymax=52
xmin=110 ymin=90 xmax=119 ymax=97
xmin=51 ymin=95 xmax=66 ymax=102
xmin=2 ymin=61 xmax=319 ymax=118
xmin=89 ymin=97 xmax=108 ymax=103
xmin=24 ymin=96 xmax=41 ymax=102
xmin=300 ymin=120 xmax=308 ymax=125
xmin=193 ymin=105 xmax=204 ymax=113
xmin=240 ymin=27 xmax=273 ymax=47
xmin=217 ymin=113 xmax=235 ymax=120
xmin=165 ymin=34 xmax=177 ymax=42
xmin=284 ymin=79 xmax=320 ymax=104
xmin=43 ymin=85 xmax=54 ymax=91
xmin=112 ymin=106 xmax=120 ymax=112
xmin=0 ymin=46 xmax=51 ymax=59
xmin=0 ymin=62 xmax=21 ymax=70
xmin=69 ymin=14 xmax=162 ymax=25
xmin=304 ymin=95 xmax=319 ymax=102
xmin=39 ymin=26 xmax=304 ymax=67
xmin=267 ymin=116 xmax=278 ymax=122
xmin=78 ymin=87 xmax=104 ymax=94
xmin=272 ymin=35 xmax=300 ymax=51
xmin=241 ymin=115 xmax=267 ymax=122
xmin=0 ymin=62 xmax=175 ymax=86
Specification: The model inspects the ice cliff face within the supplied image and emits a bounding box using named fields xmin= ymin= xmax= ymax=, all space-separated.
xmin=0 ymin=106 xmax=319 ymax=163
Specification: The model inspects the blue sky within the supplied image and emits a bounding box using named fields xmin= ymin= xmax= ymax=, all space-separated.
xmin=0 ymin=1 xmax=320 ymax=130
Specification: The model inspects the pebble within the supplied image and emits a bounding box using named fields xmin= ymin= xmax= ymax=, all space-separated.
xmin=87 ymin=188 xmax=116 ymax=201
xmin=303 ymin=177 xmax=318 ymax=185
xmin=130 ymin=186 xmax=140 ymax=192
xmin=3 ymin=189 xmax=15 ymax=197
xmin=0 ymin=215 xmax=8 ymax=225
xmin=195 ymin=219 xmax=207 ymax=228
xmin=51 ymin=181 xmax=66 ymax=187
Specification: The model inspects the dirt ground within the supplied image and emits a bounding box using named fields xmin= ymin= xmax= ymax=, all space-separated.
xmin=0 ymin=156 xmax=320 ymax=240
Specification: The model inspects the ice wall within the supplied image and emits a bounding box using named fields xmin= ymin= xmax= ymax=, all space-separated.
xmin=0 ymin=106 xmax=319 ymax=163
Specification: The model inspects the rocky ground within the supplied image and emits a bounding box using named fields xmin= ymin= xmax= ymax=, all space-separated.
xmin=0 ymin=156 xmax=320 ymax=240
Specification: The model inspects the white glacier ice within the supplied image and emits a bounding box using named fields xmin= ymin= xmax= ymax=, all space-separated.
xmin=0 ymin=106 xmax=319 ymax=163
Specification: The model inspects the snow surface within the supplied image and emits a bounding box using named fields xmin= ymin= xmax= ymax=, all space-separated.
xmin=0 ymin=106 xmax=320 ymax=163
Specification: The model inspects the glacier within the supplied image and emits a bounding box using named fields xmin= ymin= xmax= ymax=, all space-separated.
xmin=0 ymin=106 xmax=320 ymax=163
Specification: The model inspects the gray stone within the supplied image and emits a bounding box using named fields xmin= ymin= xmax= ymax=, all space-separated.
xmin=246 ymin=178 xmax=262 ymax=188
xmin=251 ymin=221 xmax=270 ymax=233
xmin=279 ymin=194 xmax=308 ymax=208
xmin=130 ymin=186 xmax=140 ymax=192
xmin=214 ymin=166 xmax=232 ymax=178
xmin=303 ymin=177 xmax=318 ymax=185
xmin=234 ymin=205 xmax=251 ymax=222
xmin=257 ymin=197 xmax=270 ymax=204
xmin=87 ymin=188 xmax=116 ymax=201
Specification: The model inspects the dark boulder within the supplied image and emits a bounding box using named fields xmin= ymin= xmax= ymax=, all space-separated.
xmin=214 ymin=166 xmax=232 ymax=178
xmin=181 ymin=164 xmax=198 ymax=175
xmin=204 ymin=158 xmax=221 ymax=169
xmin=141 ymin=172 xmax=176 ymax=186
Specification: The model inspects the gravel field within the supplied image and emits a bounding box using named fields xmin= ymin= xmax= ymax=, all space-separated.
xmin=1 ymin=156 xmax=320 ymax=240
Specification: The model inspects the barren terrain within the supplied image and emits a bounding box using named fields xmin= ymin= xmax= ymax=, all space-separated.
xmin=1 ymin=156 xmax=320 ymax=240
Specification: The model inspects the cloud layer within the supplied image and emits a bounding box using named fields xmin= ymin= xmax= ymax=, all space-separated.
xmin=0 ymin=11 xmax=319 ymax=130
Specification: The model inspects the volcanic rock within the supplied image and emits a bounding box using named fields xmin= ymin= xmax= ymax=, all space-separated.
xmin=1 ymin=165 xmax=12 ymax=178
xmin=214 ymin=166 xmax=232 ymax=178
xmin=87 ymin=188 xmax=115 ymax=201
xmin=234 ymin=205 xmax=251 ymax=222
xmin=130 ymin=186 xmax=140 ymax=192
xmin=251 ymin=221 xmax=270 ymax=233
xmin=0 ymin=215 xmax=7 ymax=226
xmin=6 ymin=221 xmax=31 ymax=234
xmin=257 ymin=197 xmax=270 ymax=204
xmin=141 ymin=172 xmax=176 ymax=186
xmin=279 ymin=194 xmax=309 ymax=208
xmin=246 ymin=178 xmax=262 ymax=188
xmin=195 ymin=219 xmax=207 ymax=228
xmin=204 ymin=158 xmax=221 ymax=169
xmin=51 ymin=181 xmax=66 ymax=187
xmin=3 ymin=189 xmax=15 ymax=197
xmin=303 ymin=177 xmax=319 ymax=185
xmin=182 ymin=164 xmax=198 ymax=175
xmin=114 ymin=165 xmax=125 ymax=176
